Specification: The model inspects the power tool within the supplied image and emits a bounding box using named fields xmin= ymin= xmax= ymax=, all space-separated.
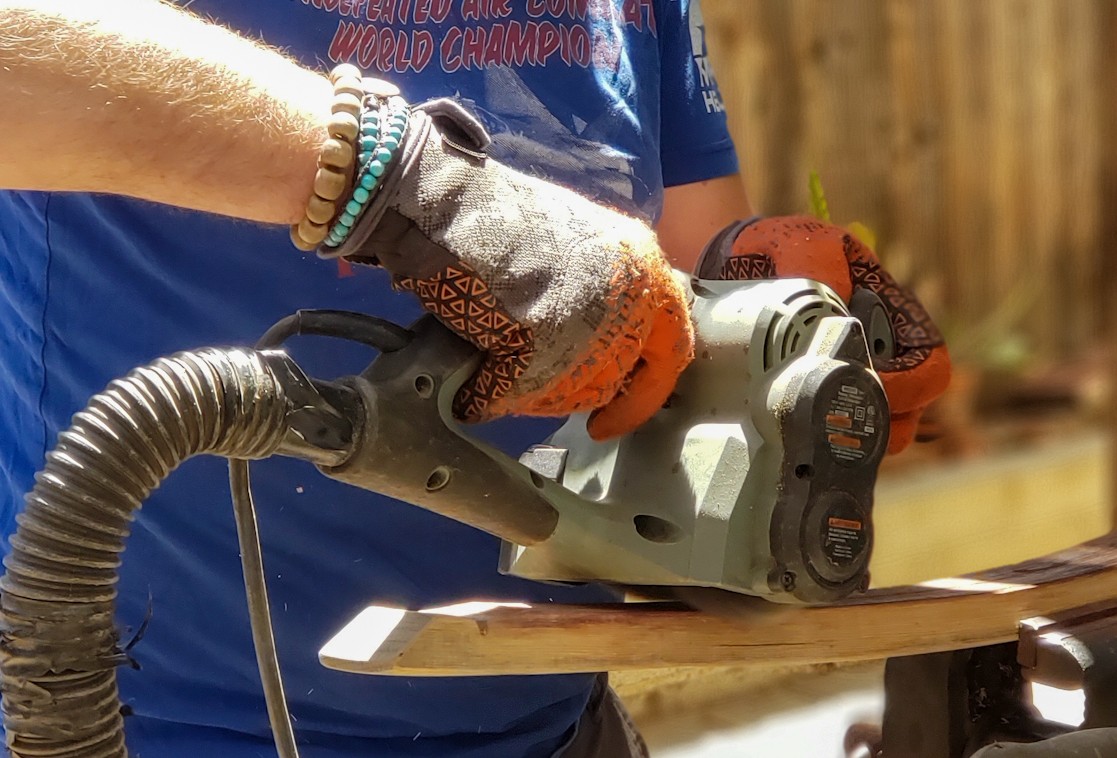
xmin=324 ymin=275 xmax=891 ymax=604
xmin=0 ymin=272 xmax=892 ymax=757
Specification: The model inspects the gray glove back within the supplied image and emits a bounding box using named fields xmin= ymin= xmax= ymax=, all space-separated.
xmin=329 ymin=98 xmax=693 ymax=439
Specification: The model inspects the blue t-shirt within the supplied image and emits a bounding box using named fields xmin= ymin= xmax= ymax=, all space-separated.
xmin=0 ymin=2 xmax=737 ymax=756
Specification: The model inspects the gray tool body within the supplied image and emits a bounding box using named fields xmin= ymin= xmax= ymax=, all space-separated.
xmin=322 ymin=276 xmax=890 ymax=604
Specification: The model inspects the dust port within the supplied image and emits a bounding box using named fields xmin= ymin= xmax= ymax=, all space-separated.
xmin=795 ymin=464 xmax=815 ymax=479
xmin=633 ymin=515 xmax=684 ymax=544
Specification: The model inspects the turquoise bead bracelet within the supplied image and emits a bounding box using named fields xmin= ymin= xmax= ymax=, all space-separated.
xmin=323 ymin=96 xmax=410 ymax=250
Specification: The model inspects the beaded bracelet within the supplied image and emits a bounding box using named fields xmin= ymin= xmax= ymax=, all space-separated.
xmin=321 ymin=96 xmax=409 ymax=250
xmin=289 ymin=64 xmax=365 ymax=252
xmin=291 ymin=65 xmax=410 ymax=253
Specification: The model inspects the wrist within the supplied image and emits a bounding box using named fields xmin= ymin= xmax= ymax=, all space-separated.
xmin=289 ymin=64 xmax=412 ymax=252
xmin=267 ymin=72 xmax=334 ymax=224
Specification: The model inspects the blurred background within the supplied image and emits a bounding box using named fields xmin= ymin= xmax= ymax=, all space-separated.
xmin=620 ymin=2 xmax=1115 ymax=754
xmin=708 ymin=0 xmax=1112 ymax=457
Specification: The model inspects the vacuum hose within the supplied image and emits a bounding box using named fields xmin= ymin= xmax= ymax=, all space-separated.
xmin=0 ymin=347 xmax=325 ymax=757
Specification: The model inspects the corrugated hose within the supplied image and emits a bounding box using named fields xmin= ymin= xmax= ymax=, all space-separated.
xmin=0 ymin=347 xmax=303 ymax=758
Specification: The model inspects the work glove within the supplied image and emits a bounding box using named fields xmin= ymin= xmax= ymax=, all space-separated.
xmin=329 ymin=98 xmax=693 ymax=440
xmin=697 ymin=215 xmax=951 ymax=454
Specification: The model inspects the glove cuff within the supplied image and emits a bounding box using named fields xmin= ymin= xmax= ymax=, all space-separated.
xmin=694 ymin=216 xmax=763 ymax=279
xmin=320 ymin=95 xmax=495 ymax=264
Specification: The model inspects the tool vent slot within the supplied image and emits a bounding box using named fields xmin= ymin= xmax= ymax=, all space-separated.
xmin=762 ymin=289 xmax=847 ymax=372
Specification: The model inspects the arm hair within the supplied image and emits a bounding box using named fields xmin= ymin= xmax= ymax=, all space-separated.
xmin=0 ymin=0 xmax=334 ymax=223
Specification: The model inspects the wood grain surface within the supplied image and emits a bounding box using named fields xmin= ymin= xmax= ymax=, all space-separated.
xmin=319 ymin=533 xmax=1117 ymax=677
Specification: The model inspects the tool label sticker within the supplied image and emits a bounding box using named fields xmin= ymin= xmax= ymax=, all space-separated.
xmin=822 ymin=506 xmax=867 ymax=569
xmin=823 ymin=383 xmax=880 ymax=465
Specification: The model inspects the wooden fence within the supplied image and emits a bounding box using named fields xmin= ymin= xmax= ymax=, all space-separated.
xmin=703 ymin=0 xmax=1115 ymax=366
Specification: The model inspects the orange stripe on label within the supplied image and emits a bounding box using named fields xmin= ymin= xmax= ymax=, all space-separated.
xmin=829 ymin=433 xmax=862 ymax=450
xmin=826 ymin=414 xmax=853 ymax=429
xmin=829 ymin=517 xmax=862 ymax=531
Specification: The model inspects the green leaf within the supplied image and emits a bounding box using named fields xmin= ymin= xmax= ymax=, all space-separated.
xmin=808 ymin=171 xmax=830 ymax=222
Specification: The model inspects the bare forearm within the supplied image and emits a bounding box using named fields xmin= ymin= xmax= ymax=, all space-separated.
xmin=0 ymin=0 xmax=331 ymax=223
xmin=658 ymin=174 xmax=753 ymax=271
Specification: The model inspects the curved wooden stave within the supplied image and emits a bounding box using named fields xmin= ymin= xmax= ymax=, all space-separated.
xmin=319 ymin=533 xmax=1117 ymax=677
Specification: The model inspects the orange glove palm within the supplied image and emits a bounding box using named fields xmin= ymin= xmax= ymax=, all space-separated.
xmin=700 ymin=215 xmax=951 ymax=454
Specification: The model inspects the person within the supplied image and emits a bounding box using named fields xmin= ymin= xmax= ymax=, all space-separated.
xmin=0 ymin=1 xmax=751 ymax=756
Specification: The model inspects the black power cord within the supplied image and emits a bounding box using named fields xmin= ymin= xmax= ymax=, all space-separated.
xmin=230 ymin=310 xmax=413 ymax=758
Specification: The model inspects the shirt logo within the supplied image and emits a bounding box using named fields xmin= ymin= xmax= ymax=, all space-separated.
xmin=688 ymin=0 xmax=725 ymax=113
xmin=297 ymin=0 xmax=657 ymax=73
